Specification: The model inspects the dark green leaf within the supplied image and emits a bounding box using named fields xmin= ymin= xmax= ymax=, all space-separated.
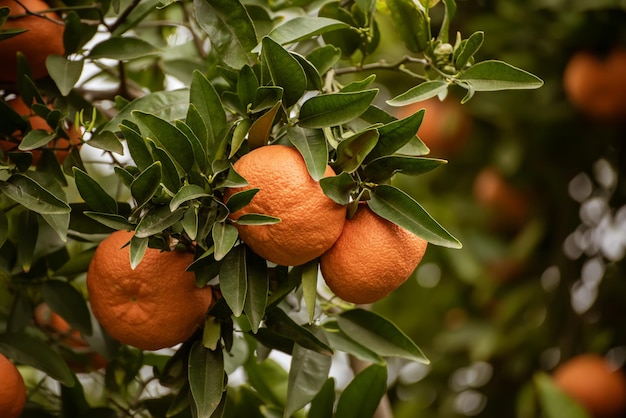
xmin=335 ymin=364 xmax=387 ymax=418
xmin=235 ymin=213 xmax=281 ymax=225
xmin=73 ymin=168 xmax=118 ymax=214
xmin=362 ymin=156 xmax=446 ymax=182
xmin=308 ymin=378 xmax=336 ymax=418
xmin=189 ymin=342 xmax=225 ymax=418
xmin=193 ymin=0 xmax=257 ymax=69
xmin=237 ymin=65 xmax=259 ymax=109
xmin=42 ymin=279 xmax=92 ymax=336
xmin=89 ymin=36 xmax=159 ymax=60
xmin=0 ymin=332 xmax=74 ymax=386
xmin=262 ymin=37 xmax=307 ymax=107
xmin=0 ymin=211 xmax=8 ymax=248
xmin=121 ymin=125 xmax=153 ymax=171
xmin=18 ymin=130 xmax=56 ymax=151
xmin=149 ymin=142 xmax=181 ymax=195
xmin=323 ymin=321 xmax=384 ymax=364
xmin=46 ymin=55 xmax=83 ymax=96
xmin=260 ymin=17 xmax=349 ymax=50
xmin=306 ymin=45 xmax=341 ymax=75
xmin=86 ymin=129 xmax=124 ymax=154
xmin=341 ymin=74 xmax=377 ymax=93
xmin=368 ymin=184 xmax=462 ymax=248
xmin=265 ymin=308 xmax=333 ymax=356
xmin=225 ymin=188 xmax=259 ymax=213
xmin=337 ymin=309 xmax=429 ymax=363
xmin=334 ymin=127 xmax=379 ymax=173
xmin=84 ymin=212 xmax=133 ymax=230
xmin=285 ymin=126 xmax=328 ymax=181
xmin=454 ymin=31 xmax=484 ymax=69
xmin=285 ymin=336 xmax=333 ymax=417
xmin=318 ymin=2 xmax=361 ymax=58
xmin=190 ymin=70 xmax=227 ymax=159
xmin=212 ymin=221 xmax=238 ymax=261
xmin=245 ymin=357 xmax=288 ymax=407
xmin=176 ymin=120 xmax=208 ymax=172
xmin=0 ymin=174 xmax=70 ymax=214
xmin=219 ymin=245 xmax=247 ymax=316
xmin=534 ymin=372 xmax=591 ymax=418
xmin=319 ymin=172 xmax=357 ymax=205
xmin=386 ymin=0 xmax=429 ymax=52
xmin=130 ymin=161 xmax=162 ymax=207
xmin=170 ymin=184 xmax=210 ymax=212
xmin=243 ymin=247 xmax=268 ymax=333
xmin=134 ymin=206 xmax=186 ymax=238
xmin=299 ymin=90 xmax=378 ymax=129
xmin=457 ymin=60 xmax=544 ymax=91
xmin=129 ymin=234 xmax=148 ymax=270
xmin=366 ymin=109 xmax=425 ymax=161
xmin=252 ymin=86 xmax=284 ymax=113
xmin=386 ymin=81 xmax=449 ymax=106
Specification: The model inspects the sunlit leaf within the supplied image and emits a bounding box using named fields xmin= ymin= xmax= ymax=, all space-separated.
xmin=298 ymin=90 xmax=378 ymax=128
xmin=386 ymin=0 xmax=429 ymax=52
xmin=170 ymin=184 xmax=210 ymax=212
xmin=212 ymin=221 xmax=238 ymax=261
xmin=454 ymin=31 xmax=484 ymax=69
xmin=302 ymin=260 xmax=318 ymax=325
xmin=323 ymin=321 xmax=384 ymax=364
xmin=259 ymin=17 xmax=349 ymax=51
xmin=0 ymin=173 xmax=70 ymax=214
xmin=366 ymin=109 xmax=425 ymax=161
xmin=262 ymin=37 xmax=307 ymax=107
xmin=285 ymin=126 xmax=328 ymax=181
xmin=134 ymin=206 xmax=186 ymax=238
xmin=457 ymin=60 xmax=544 ymax=91
xmin=387 ymin=81 xmax=449 ymax=106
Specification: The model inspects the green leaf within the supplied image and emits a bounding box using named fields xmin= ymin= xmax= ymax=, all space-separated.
xmin=95 ymin=89 xmax=189 ymax=136
xmin=170 ymin=184 xmax=210 ymax=212
xmin=189 ymin=342 xmax=225 ymax=418
xmin=265 ymin=308 xmax=333 ymax=356
xmin=341 ymin=74 xmax=377 ymax=93
xmin=149 ymin=142 xmax=181 ymax=194
xmin=84 ymin=212 xmax=133 ymax=230
xmin=319 ymin=172 xmax=357 ymax=205
xmin=193 ymin=0 xmax=257 ymax=69
xmin=237 ymin=65 xmax=259 ymax=109
xmin=262 ymin=37 xmax=307 ymax=107
xmin=225 ymin=188 xmax=258 ymax=213
xmin=16 ymin=212 xmax=37 ymax=272
xmin=176 ymin=120 xmax=208 ymax=172
xmin=0 ymin=174 xmax=70 ymax=214
xmin=86 ymin=129 xmax=124 ymax=154
xmin=252 ymin=86 xmax=284 ymax=113
xmin=130 ymin=161 xmax=162 ymax=207
xmin=42 ymin=279 xmax=93 ymax=336
xmin=334 ymin=127 xmax=379 ymax=173
xmin=0 ymin=332 xmax=74 ymax=386
xmin=293 ymin=52 xmax=323 ymax=91
xmin=46 ymin=55 xmax=83 ymax=96
xmin=235 ymin=213 xmax=281 ymax=226
xmin=534 ymin=372 xmax=591 ymax=418
xmin=285 ymin=336 xmax=333 ymax=418
xmin=260 ymin=17 xmax=349 ymax=50
xmin=243 ymin=247 xmax=268 ymax=333
xmin=386 ymin=80 xmax=449 ymax=106
xmin=248 ymin=101 xmax=281 ymax=149
xmin=129 ymin=234 xmax=148 ymax=270
xmin=0 ymin=211 xmax=8 ymax=249
xmin=299 ymin=89 xmax=378 ymax=129
xmin=368 ymin=184 xmax=462 ymax=248
xmin=190 ymin=70 xmax=227 ymax=159
xmin=366 ymin=109 xmax=425 ymax=161
xmin=219 ymin=245 xmax=247 ymax=316
xmin=285 ymin=126 xmax=328 ymax=181
xmin=212 ymin=221 xmax=238 ymax=261
xmin=318 ymin=2 xmax=361 ymax=59
xmin=457 ymin=60 xmax=544 ymax=91
xmin=134 ymin=206 xmax=186 ymax=238
xmin=454 ymin=31 xmax=484 ymax=69
xmin=245 ymin=357 xmax=288 ymax=407
xmin=133 ymin=111 xmax=195 ymax=173
xmin=308 ymin=378 xmax=336 ymax=418
xmin=437 ymin=0 xmax=456 ymax=44
xmin=335 ymin=364 xmax=387 ymax=418
xmin=73 ymin=168 xmax=118 ymax=214
xmin=362 ymin=156 xmax=446 ymax=182
xmin=386 ymin=0 xmax=429 ymax=53
xmin=306 ymin=45 xmax=341 ymax=76
xmin=301 ymin=260 xmax=318 ymax=325
xmin=323 ymin=321 xmax=384 ymax=364
xmin=18 ymin=130 xmax=56 ymax=151
xmin=337 ymin=309 xmax=429 ymax=363
xmin=89 ymin=36 xmax=159 ymax=60
xmin=41 ymin=213 xmax=70 ymax=243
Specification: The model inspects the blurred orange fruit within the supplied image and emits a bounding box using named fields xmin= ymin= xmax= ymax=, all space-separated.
xmin=1 ymin=96 xmax=81 ymax=164
xmin=86 ymin=230 xmax=213 ymax=351
xmin=0 ymin=353 xmax=26 ymax=418
xmin=0 ymin=0 xmax=65 ymax=82
xmin=394 ymin=97 xmax=472 ymax=157
xmin=320 ymin=204 xmax=428 ymax=304
xmin=563 ymin=48 xmax=626 ymax=120
xmin=553 ymin=354 xmax=626 ymax=417
xmin=223 ymin=145 xmax=346 ymax=266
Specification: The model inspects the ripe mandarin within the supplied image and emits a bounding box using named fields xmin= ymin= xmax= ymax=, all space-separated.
xmin=320 ymin=204 xmax=428 ymax=304
xmin=0 ymin=353 xmax=26 ymax=418
xmin=86 ymin=230 xmax=213 ymax=351
xmin=223 ymin=145 xmax=346 ymax=266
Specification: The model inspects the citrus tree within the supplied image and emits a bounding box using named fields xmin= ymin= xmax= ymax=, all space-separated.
xmin=0 ymin=0 xmax=543 ymax=417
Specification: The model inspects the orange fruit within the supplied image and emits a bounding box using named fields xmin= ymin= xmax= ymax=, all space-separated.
xmin=320 ymin=204 xmax=428 ymax=304
xmin=0 ymin=0 xmax=65 ymax=82
xmin=0 ymin=353 xmax=27 ymax=418
xmin=563 ymin=48 xmax=626 ymax=120
xmin=86 ymin=230 xmax=213 ymax=351
xmin=553 ymin=354 xmax=626 ymax=417
xmin=1 ymin=96 xmax=81 ymax=165
xmin=394 ymin=97 xmax=472 ymax=157
xmin=473 ymin=167 xmax=531 ymax=232
xmin=223 ymin=144 xmax=347 ymax=266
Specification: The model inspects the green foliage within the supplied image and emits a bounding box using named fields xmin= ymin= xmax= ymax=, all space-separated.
xmin=0 ymin=0 xmax=550 ymax=417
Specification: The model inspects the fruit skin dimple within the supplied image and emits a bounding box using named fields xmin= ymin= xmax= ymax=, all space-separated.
xmin=553 ymin=354 xmax=626 ymax=418
xmin=320 ymin=205 xmax=428 ymax=304
xmin=0 ymin=353 xmax=27 ymax=418
xmin=86 ymin=230 xmax=213 ymax=351
xmin=0 ymin=0 xmax=65 ymax=82
xmin=223 ymin=145 xmax=347 ymax=266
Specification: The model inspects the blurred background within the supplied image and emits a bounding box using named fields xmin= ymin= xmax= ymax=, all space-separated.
xmin=366 ymin=1 xmax=626 ymax=417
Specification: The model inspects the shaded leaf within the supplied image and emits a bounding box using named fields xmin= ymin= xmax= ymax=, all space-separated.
xmin=189 ymin=342 xmax=225 ymax=418
xmin=134 ymin=206 xmax=186 ymax=238
xmin=454 ymin=31 xmax=484 ymax=69
xmin=323 ymin=321 xmax=384 ymax=364
xmin=130 ymin=161 xmax=162 ymax=207
xmin=170 ymin=184 xmax=210 ymax=212
xmin=335 ymin=364 xmax=387 ymax=418
xmin=265 ymin=308 xmax=333 ymax=356
xmin=219 ymin=245 xmax=247 ymax=316
xmin=73 ymin=168 xmax=118 ymax=214
xmin=0 ymin=174 xmax=70 ymax=214
xmin=42 ymin=279 xmax=93 ymax=336
xmin=46 ymin=55 xmax=83 ymax=96
xmin=308 ymin=378 xmax=336 ymax=418
xmin=243 ymin=247 xmax=268 ymax=333
xmin=319 ymin=172 xmax=357 ymax=205
xmin=334 ymin=127 xmax=379 ymax=173
xmin=248 ymin=101 xmax=281 ymax=149
xmin=190 ymin=70 xmax=227 ymax=159
xmin=301 ymin=260 xmax=318 ymax=325
xmin=362 ymin=156 xmax=446 ymax=182
xmin=89 ymin=36 xmax=159 ymax=60
xmin=534 ymin=372 xmax=591 ymax=418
